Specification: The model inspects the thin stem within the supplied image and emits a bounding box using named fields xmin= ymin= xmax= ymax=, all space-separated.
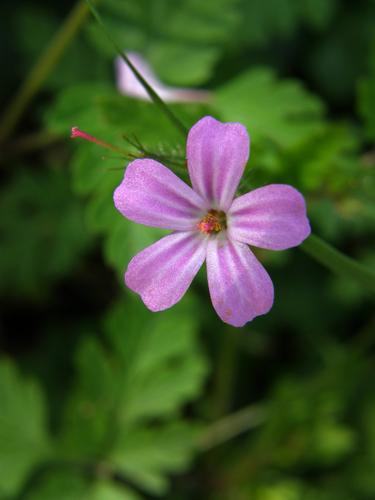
xmin=122 ymin=134 xmax=187 ymax=166
xmin=210 ymin=326 xmax=240 ymax=418
xmin=85 ymin=0 xmax=188 ymax=138
xmin=0 ymin=0 xmax=91 ymax=144
xmin=301 ymin=234 xmax=375 ymax=294
xmin=199 ymin=404 xmax=267 ymax=451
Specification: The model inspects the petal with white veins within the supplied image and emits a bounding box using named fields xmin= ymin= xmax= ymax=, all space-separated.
xmin=125 ymin=231 xmax=207 ymax=311
xmin=187 ymin=116 xmax=249 ymax=211
xmin=206 ymin=237 xmax=274 ymax=327
xmin=114 ymin=159 xmax=208 ymax=231
xmin=228 ymin=184 xmax=311 ymax=250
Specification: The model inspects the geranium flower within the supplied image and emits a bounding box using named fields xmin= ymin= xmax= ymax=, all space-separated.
xmin=114 ymin=116 xmax=310 ymax=326
xmin=115 ymin=52 xmax=211 ymax=103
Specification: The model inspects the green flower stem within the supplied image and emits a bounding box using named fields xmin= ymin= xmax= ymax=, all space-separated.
xmin=85 ymin=0 xmax=188 ymax=138
xmin=199 ymin=404 xmax=267 ymax=451
xmin=210 ymin=326 xmax=240 ymax=419
xmin=301 ymin=234 xmax=375 ymax=293
xmin=0 ymin=0 xmax=92 ymax=144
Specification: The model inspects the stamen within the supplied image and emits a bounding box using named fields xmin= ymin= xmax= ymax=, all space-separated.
xmin=197 ymin=210 xmax=227 ymax=235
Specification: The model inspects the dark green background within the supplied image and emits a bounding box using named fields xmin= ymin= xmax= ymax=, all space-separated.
xmin=0 ymin=0 xmax=374 ymax=498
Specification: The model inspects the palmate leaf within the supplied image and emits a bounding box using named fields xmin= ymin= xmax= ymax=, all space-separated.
xmin=234 ymin=121 xmax=360 ymax=201
xmin=106 ymin=299 xmax=207 ymax=495
xmin=105 ymin=298 xmax=208 ymax=425
xmin=58 ymin=337 xmax=117 ymax=459
xmin=56 ymin=298 xmax=208 ymax=497
xmin=0 ymin=359 xmax=51 ymax=497
xmin=214 ymin=68 xmax=325 ymax=149
xmin=110 ymin=422 xmax=199 ymax=494
xmin=290 ymin=123 xmax=359 ymax=193
xmin=240 ymin=122 xmax=360 ymax=196
xmin=105 ymin=299 xmax=207 ymax=495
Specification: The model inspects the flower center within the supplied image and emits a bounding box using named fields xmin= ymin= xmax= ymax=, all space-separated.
xmin=197 ymin=210 xmax=227 ymax=234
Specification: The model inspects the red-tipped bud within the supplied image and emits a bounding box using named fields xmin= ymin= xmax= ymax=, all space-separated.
xmin=71 ymin=127 xmax=102 ymax=145
xmin=70 ymin=127 xmax=126 ymax=156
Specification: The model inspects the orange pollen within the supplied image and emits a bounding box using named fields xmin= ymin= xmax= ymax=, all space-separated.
xmin=197 ymin=210 xmax=226 ymax=234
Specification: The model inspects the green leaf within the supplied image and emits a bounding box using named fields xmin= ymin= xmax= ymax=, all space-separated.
xmin=214 ymin=68 xmax=325 ymax=149
xmin=104 ymin=299 xmax=207 ymax=494
xmin=58 ymin=337 xmax=117 ymax=459
xmin=24 ymin=470 xmax=88 ymax=500
xmin=44 ymin=83 xmax=114 ymax=136
xmin=85 ymin=0 xmax=240 ymax=85
xmin=0 ymin=358 xmax=50 ymax=497
xmin=90 ymin=480 xmax=140 ymax=500
xmin=57 ymin=298 xmax=207 ymax=496
xmin=148 ymin=42 xmax=218 ymax=86
xmin=292 ymin=124 xmax=358 ymax=193
xmin=24 ymin=470 xmax=139 ymax=500
xmin=110 ymin=422 xmax=199 ymax=494
xmin=238 ymin=0 xmax=338 ymax=47
xmin=105 ymin=298 xmax=208 ymax=424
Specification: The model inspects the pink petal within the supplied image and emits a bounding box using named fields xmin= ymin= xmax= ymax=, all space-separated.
xmin=206 ymin=238 xmax=274 ymax=327
xmin=228 ymin=184 xmax=311 ymax=250
xmin=114 ymin=159 xmax=208 ymax=231
xmin=187 ymin=116 xmax=250 ymax=211
xmin=115 ymin=52 xmax=211 ymax=103
xmin=116 ymin=52 xmax=164 ymax=101
xmin=125 ymin=231 xmax=207 ymax=311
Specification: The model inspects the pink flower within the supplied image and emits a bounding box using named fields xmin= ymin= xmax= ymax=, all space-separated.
xmin=115 ymin=52 xmax=211 ymax=103
xmin=114 ymin=116 xmax=310 ymax=327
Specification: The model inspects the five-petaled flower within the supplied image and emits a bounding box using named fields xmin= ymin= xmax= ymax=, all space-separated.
xmin=114 ymin=116 xmax=311 ymax=327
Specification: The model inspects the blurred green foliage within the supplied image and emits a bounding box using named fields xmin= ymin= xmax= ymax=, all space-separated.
xmin=0 ymin=168 xmax=91 ymax=299
xmin=215 ymin=68 xmax=325 ymax=148
xmin=0 ymin=360 xmax=50 ymax=497
xmin=0 ymin=0 xmax=375 ymax=498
